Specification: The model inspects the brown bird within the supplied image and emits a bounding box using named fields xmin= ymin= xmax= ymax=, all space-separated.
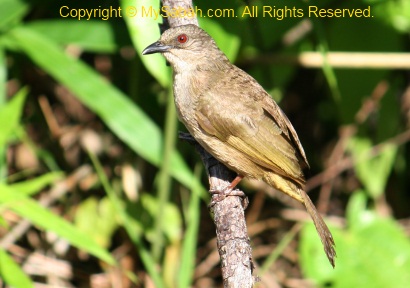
xmin=143 ymin=24 xmax=336 ymax=267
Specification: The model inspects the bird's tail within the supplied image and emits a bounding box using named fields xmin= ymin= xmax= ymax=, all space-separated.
xmin=263 ymin=173 xmax=336 ymax=267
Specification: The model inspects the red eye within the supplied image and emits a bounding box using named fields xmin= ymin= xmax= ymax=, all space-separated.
xmin=177 ymin=34 xmax=188 ymax=43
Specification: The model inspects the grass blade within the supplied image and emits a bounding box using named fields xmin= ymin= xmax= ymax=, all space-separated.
xmin=90 ymin=152 xmax=165 ymax=288
xmin=8 ymin=26 xmax=201 ymax=191
xmin=0 ymin=249 xmax=33 ymax=288
xmin=0 ymin=183 xmax=115 ymax=265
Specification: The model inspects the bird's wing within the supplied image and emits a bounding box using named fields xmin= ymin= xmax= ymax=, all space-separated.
xmin=261 ymin=95 xmax=309 ymax=168
xmin=196 ymin=69 xmax=306 ymax=184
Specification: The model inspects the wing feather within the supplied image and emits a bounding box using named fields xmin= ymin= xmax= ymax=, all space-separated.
xmin=195 ymin=69 xmax=306 ymax=183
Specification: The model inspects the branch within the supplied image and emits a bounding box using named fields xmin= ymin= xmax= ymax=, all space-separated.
xmin=179 ymin=133 xmax=254 ymax=287
xmin=240 ymin=52 xmax=410 ymax=69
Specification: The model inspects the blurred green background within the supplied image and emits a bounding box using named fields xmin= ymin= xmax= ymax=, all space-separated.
xmin=1 ymin=0 xmax=410 ymax=287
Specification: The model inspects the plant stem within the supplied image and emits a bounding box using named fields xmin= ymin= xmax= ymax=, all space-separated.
xmin=152 ymin=87 xmax=178 ymax=261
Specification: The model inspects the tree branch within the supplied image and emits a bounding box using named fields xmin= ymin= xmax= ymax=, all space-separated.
xmin=240 ymin=52 xmax=410 ymax=69
xmin=179 ymin=133 xmax=254 ymax=287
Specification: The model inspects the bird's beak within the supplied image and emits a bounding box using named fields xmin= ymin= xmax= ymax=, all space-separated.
xmin=142 ymin=41 xmax=172 ymax=55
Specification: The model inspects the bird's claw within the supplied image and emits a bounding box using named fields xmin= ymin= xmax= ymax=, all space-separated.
xmin=209 ymin=186 xmax=248 ymax=209
xmin=209 ymin=186 xmax=246 ymax=197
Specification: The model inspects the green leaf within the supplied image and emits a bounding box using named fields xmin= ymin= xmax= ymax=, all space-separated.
xmin=121 ymin=0 xmax=171 ymax=87
xmin=0 ymin=0 xmax=29 ymax=31
xmin=26 ymin=20 xmax=131 ymax=53
xmin=0 ymin=184 xmax=115 ymax=265
xmin=348 ymin=137 xmax=397 ymax=198
xmin=299 ymin=222 xmax=338 ymax=283
xmin=0 ymin=47 xmax=7 ymax=181
xmin=346 ymin=190 xmax=369 ymax=230
xmin=9 ymin=172 xmax=63 ymax=196
xmin=0 ymin=87 xmax=27 ymax=147
xmin=0 ymin=249 xmax=33 ymax=288
xmin=140 ymin=193 xmax=182 ymax=244
xmin=90 ymin=153 xmax=164 ymax=288
xmin=0 ymin=46 xmax=6 ymax=106
xmin=178 ymin=172 xmax=201 ymax=288
xmin=300 ymin=195 xmax=410 ymax=288
xmin=74 ymin=197 xmax=119 ymax=248
xmin=8 ymin=26 xmax=200 ymax=192
xmin=370 ymin=0 xmax=410 ymax=33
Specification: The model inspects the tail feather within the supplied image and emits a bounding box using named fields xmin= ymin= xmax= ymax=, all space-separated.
xmin=263 ymin=173 xmax=336 ymax=267
xmin=299 ymin=188 xmax=336 ymax=267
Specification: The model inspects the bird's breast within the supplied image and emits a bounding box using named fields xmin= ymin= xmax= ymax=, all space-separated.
xmin=173 ymin=72 xmax=201 ymax=130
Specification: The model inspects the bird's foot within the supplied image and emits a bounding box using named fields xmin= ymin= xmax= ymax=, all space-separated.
xmin=209 ymin=186 xmax=246 ymax=197
xmin=209 ymin=186 xmax=248 ymax=209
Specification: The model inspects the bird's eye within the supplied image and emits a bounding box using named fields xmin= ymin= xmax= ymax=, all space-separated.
xmin=177 ymin=34 xmax=188 ymax=44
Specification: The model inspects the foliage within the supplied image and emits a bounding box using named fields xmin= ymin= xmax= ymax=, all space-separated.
xmin=300 ymin=192 xmax=410 ymax=288
xmin=0 ymin=0 xmax=409 ymax=287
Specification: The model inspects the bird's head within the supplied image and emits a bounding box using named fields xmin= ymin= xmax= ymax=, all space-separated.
xmin=142 ymin=24 xmax=230 ymax=72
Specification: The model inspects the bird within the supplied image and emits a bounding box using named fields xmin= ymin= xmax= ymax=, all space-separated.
xmin=142 ymin=24 xmax=336 ymax=267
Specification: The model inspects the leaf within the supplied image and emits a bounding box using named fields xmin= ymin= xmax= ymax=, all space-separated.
xmin=369 ymin=0 xmax=410 ymax=33
xmin=9 ymin=172 xmax=63 ymax=196
xmin=26 ymin=20 xmax=131 ymax=53
xmin=90 ymin=153 xmax=164 ymax=288
xmin=0 ymin=249 xmax=33 ymax=288
xmin=178 ymin=166 xmax=201 ymax=288
xmin=346 ymin=190 xmax=369 ymax=230
xmin=0 ymin=184 xmax=115 ymax=265
xmin=121 ymin=0 xmax=171 ymax=87
xmin=348 ymin=137 xmax=397 ymax=198
xmin=0 ymin=87 xmax=27 ymax=147
xmin=74 ymin=197 xmax=118 ymax=248
xmin=300 ymin=193 xmax=410 ymax=288
xmin=299 ymin=222 xmax=338 ymax=283
xmin=140 ymin=193 xmax=182 ymax=244
xmin=0 ymin=0 xmax=29 ymax=31
xmin=8 ymin=26 xmax=200 ymax=192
